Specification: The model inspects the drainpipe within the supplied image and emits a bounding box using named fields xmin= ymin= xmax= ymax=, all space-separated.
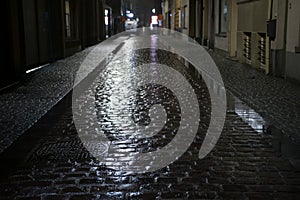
xmin=199 ymin=0 xmax=203 ymax=43
xmin=283 ymin=0 xmax=288 ymax=79
xmin=266 ymin=0 xmax=273 ymax=74
xmin=209 ymin=0 xmax=215 ymax=49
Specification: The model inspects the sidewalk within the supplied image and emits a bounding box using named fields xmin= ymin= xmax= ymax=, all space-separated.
xmin=209 ymin=51 xmax=300 ymax=144
xmin=0 ymin=36 xmax=128 ymax=154
xmin=0 ymin=46 xmax=99 ymax=154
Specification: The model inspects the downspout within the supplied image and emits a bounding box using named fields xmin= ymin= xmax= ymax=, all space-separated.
xmin=283 ymin=0 xmax=288 ymax=79
xmin=265 ymin=0 xmax=273 ymax=74
xmin=199 ymin=0 xmax=204 ymax=43
xmin=209 ymin=0 xmax=215 ymax=49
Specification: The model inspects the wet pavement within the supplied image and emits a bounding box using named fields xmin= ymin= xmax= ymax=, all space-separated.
xmin=0 ymin=29 xmax=300 ymax=199
xmin=0 ymin=36 xmax=127 ymax=154
xmin=210 ymin=52 xmax=300 ymax=144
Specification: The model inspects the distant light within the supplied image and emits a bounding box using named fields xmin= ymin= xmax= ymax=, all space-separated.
xmin=151 ymin=15 xmax=158 ymax=25
xmin=105 ymin=16 xmax=109 ymax=25
xmin=105 ymin=9 xmax=109 ymax=16
xmin=158 ymin=20 xmax=162 ymax=27
xmin=152 ymin=9 xmax=156 ymax=14
xmin=136 ymin=18 xmax=139 ymax=22
xmin=127 ymin=13 xmax=134 ymax=18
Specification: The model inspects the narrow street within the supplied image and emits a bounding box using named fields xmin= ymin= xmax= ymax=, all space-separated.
xmin=0 ymin=29 xmax=300 ymax=199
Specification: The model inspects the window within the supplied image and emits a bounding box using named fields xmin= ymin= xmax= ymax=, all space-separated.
xmin=105 ymin=9 xmax=109 ymax=26
xmin=219 ymin=0 xmax=228 ymax=34
xmin=65 ymin=0 xmax=71 ymax=38
xmin=175 ymin=8 xmax=181 ymax=29
xmin=182 ymin=5 xmax=188 ymax=29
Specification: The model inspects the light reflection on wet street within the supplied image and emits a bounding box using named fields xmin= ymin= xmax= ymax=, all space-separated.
xmin=73 ymin=45 xmax=206 ymax=173
xmin=0 ymin=33 xmax=300 ymax=199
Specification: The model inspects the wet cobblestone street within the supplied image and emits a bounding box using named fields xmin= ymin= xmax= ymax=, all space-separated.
xmin=209 ymin=52 xmax=300 ymax=144
xmin=0 ymin=31 xmax=300 ymax=199
xmin=2 ymin=106 xmax=300 ymax=200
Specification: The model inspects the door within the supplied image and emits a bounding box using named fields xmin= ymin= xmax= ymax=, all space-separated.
xmin=168 ymin=11 xmax=172 ymax=29
xmin=196 ymin=0 xmax=204 ymax=43
xmin=22 ymin=0 xmax=63 ymax=69
xmin=0 ymin=0 xmax=23 ymax=88
xmin=37 ymin=0 xmax=50 ymax=63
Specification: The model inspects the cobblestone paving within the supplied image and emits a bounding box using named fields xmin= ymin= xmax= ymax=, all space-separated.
xmin=1 ymin=31 xmax=299 ymax=155
xmin=0 ymin=37 xmax=128 ymax=154
xmin=2 ymin=115 xmax=300 ymax=200
xmin=0 ymin=40 xmax=300 ymax=199
xmin=209 ymin=52 xmax=300 ymax=143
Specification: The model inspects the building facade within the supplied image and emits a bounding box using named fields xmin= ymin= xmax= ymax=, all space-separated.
xmin=162 ymin=0 xmax=300 ymax=83
xmin=0 ymin=0 xmax=128 ymax=90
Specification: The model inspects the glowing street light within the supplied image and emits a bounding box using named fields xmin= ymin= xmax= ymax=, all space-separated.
xmin=127 ymin=13 xmax=134 ymax=18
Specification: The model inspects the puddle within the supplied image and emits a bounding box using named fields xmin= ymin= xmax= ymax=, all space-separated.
xmin=227 ymin=92 xmax=300 ymax=168
xmin=228 ymin=94 xmax=266 ymax=133
xmin=175 ymin=53 xmax=300 ymax=168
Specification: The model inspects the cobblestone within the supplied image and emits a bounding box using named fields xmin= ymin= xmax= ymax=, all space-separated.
xmin=209 ymin=51 xmax=300 ymax=143
xmin=0 ymin=37 xmax=128 ymax=154
xmin=0 ymin=31 xmax=300 ymax=199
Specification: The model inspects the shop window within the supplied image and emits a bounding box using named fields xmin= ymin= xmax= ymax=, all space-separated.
xmin=219 ymin=0 xmax=228 ymax=34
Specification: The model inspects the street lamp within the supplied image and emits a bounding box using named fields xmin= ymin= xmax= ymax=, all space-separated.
xmin=127 ymin=13 xmax=134 ymax=18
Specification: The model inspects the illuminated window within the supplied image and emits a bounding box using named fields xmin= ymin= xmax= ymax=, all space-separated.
xmin=151 ymin=16 xmax=158 ymax=25
xmin=105 ymin=9 xmax=109 ymax=26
